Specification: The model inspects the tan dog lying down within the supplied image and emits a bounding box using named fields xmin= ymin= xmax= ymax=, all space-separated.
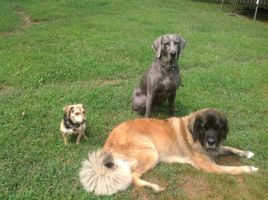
xmin=79 ymin=109 xmax=258 ymax=195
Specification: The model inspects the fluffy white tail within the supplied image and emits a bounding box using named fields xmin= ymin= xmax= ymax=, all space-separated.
xmin=79 ymin=149 xmax=132 ymax=195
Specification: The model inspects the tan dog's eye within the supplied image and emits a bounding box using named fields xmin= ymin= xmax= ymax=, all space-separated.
xmin=202 ymin=124 xmax=208 ymax=130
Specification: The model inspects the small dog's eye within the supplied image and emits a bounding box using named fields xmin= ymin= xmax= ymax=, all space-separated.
xmin=83 ymin=111 xmax=85 ymax=114
xmin=164 ymin=42 xmax=169 ymax=46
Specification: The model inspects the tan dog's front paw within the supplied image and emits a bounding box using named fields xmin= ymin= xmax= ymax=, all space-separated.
xmin=246 ymin=151 xmax=255 ymax=159
xmin=248 ymin=166 xmax=258 ymax=173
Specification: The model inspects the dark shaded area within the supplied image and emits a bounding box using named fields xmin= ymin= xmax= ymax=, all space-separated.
xmin=193 ymin=0 xmax=268 ymax=22
xmin=216 ymin=155 xmax=242 ymax=166
xmin=192 ymin=0 xmax=268 ymax=7
xmin=236 ymin=7 xmax=268 ymax=22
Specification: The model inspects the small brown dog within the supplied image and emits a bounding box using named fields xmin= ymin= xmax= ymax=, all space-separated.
xmin=60 ymin=104 xmax=87 ymax=145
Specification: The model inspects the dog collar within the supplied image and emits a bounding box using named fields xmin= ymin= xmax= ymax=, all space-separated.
xmin=158 ymin=60 xmax=178 ymax=72
xmin=171 ymin=66 xmax=176 ymax=71
xmin=160 ymin=64 xmax=177 ymax=72
xmin=63 ymin=114 xmax=84 ymax=130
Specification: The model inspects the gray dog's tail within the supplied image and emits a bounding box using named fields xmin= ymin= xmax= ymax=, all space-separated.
xmin=79 ymin=149 xmax=132 ymax=195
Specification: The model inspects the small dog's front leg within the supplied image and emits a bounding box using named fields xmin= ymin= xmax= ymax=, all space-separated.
xmin=218 ymin=146 xmax=255 ymax=158
xmin=61 ymin=132 xmax=69 ymax=145
xmin=76 ymin=132 xmax=83 ymax=145
xmin=83 ymin=131 xmax=88 ymax=140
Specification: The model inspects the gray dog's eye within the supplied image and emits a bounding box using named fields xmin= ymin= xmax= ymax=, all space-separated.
xmin=164 ymin=42 xmax=169 ymax=46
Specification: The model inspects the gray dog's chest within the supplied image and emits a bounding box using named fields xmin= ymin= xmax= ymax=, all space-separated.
xmin=156 ymin=71 xmax=180 ymax=94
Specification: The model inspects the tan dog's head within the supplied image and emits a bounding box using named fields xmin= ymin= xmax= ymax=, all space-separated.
xmin=63 ymin=104 xmax=86 ymax=124
xmin=152 ymin=34 xmax=186 ymax=62
xmin=188 ymin=109 xmax=228 ymax=150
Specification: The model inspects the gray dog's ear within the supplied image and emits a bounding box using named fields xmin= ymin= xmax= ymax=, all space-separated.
xmin=178 ymin=36 xmax=186 ymax=57
xmin=151 ymin=36 xmax=162 ymax=58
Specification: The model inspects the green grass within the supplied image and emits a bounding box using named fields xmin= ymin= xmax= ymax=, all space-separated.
xmin=0 ymin=0 xmax=267 ymax=199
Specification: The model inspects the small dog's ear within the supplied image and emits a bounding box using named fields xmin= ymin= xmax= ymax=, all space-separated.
xmin=77 ymin=104 xmax=84 ymax=109
xmin=80 ymin=104 xmax=86 ymax=113
xmin=152 ymin=36 xmax=162 ymax=58
xmin=63 ymin=105 xmax=73 ymax=114
xmin=188 ymin=115 xmax=202 ymax=142
xmin=63 ymin=106 xmax=69 ymax=113
xmin=178 ymin=36 xmax=186 ymax=57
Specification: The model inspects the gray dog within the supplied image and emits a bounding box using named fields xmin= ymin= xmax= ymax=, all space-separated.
xmin=132 ymin=34 xmax=186 ymax=117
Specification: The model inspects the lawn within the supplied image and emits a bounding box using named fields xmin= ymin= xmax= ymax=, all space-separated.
xmin=0 ymin=0 xmax=267 ymax=199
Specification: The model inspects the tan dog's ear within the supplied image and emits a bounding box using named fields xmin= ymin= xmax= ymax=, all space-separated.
xmin=187 ymin=115 xmax=203 ymax=142
xmin=178 ymin=36 xmax=186 ymax=57
xmin=219 ymin=114 xmax=228 ymax=140
xmin=187 ymin=117 xmax=194 ymax=134
xmin=152 ymin=36 xmax=162 ymax=58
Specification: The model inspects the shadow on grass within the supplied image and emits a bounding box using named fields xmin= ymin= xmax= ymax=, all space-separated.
xmin=216 ymin=155 xmax=243 ymax=166
xmin=141 ymin=101 xmax=196 ymax=119
xmin=192 ymin=0 xmax=268 ymax=22
xmin=237 ymin=8 xmax=268 ymax=22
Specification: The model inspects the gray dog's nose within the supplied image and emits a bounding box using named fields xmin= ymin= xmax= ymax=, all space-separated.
xmin=170 ymin=50 xmax=176 ymax=56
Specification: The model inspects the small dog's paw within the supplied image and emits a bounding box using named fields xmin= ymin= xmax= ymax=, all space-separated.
xmin=246 ymin=151 xmax=255 ymax=159
xmin=249 ymin=166 xmax=258 ymax=172
xmin=158 ymin=186 xmax=165 ymax=192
